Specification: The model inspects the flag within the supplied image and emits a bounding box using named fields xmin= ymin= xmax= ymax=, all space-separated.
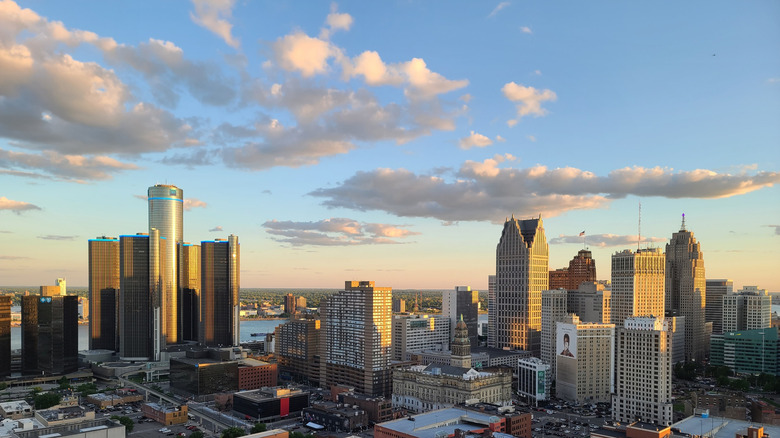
xmin=579 ymin=231 xmax=585 ymax=237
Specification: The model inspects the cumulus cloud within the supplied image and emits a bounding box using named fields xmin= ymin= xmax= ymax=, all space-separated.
xmin=263 ymin=217 xmax=419 ymax=246
xmin=459 ymin=131 xmax=493 ymax=149
xmin=0 ymin=148 xmax=138 ymax=181
xmin=184 ymin=198 xmax=207 ymax=210
xmin=520 ymin=26 xmax=532 ymax=34
xmin=320 ymin=3 xmax=353 ymax=39
xmin=0 ymin=196 xmax=41 ymax=213
xmin=502 ymin=82 xmax=557 ymax=125
xmin=310 ymin=161 xmax=780 ymax=222
xmin=190 ymin=0 xmax=239 ymax=48
xmin=488 ymin=2 xmax=510 ymax=17
xmin=272 ymin=31 xmax=339 ymax=78
xmin=549 ymin=233 xmax=666 ymax=247
xmin=38 ymin=234 xmax=77 ymax=240
xmin=209 ymin=226 xmax=223 ymax=232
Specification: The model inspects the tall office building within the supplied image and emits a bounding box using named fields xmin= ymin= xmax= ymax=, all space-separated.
xmin=567 ymin=282 xmax=611 ymax=324
xmin=0 ymin=296 xmax=10 ymax=377
xmin=705 ymin=279 xmax=733 ymax=334
xmin=21 ymin=295 xmax=78 ymax=375
xmin=392 ymin=314 xmax=450 ymax=361
xmin=549 ymin=249 xmax=597 ymax=291
xmin=613 ymin=317 xmax=673 ymax=426
xmin=40 ymin=285 xmax=60 ymax=297
xmin=284 ymin=293 xmax=297 ymax=315
xmin=56 ymin=278 xmax=66 ymax=295
xmin=541 ymin=289 xmax=569 ymax=380
xmin=556 ymin=319 xmax=615 ymax=404
xmin=442 ymin=286 xmax=479 ymax=346
xmin=321 ymin=281 xmax=392 ymax=397
xmin=119 ymin=232 xmax=163 ymax=361
xmin=487 ymin=275 xmax=496 ymax=348
xmin=610 ymin=248 xmax=665 ymax=327
xmin=275 ymin=317 xmax=322 ymax=386
xmin=665 ymin=216 xmax=706 ymax=362
xmin=179 ymin=242 xmax=200 ymax=342
xmin=392 ymin=298 xmax=406 ymax=314
xmin=495 ymin=215 xmax=549 ymax=355
xmin=88 ymin=236 xmax=120 ymax=351
xmin=200 ymin=235 xmax=240 ymax=347
xmin=722 ymin=286 xmax=771 ymax=333
xmin=148 ymin=184 xmax=184 ymax=346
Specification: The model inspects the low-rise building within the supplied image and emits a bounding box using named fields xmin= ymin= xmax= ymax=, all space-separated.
xmin=517 ymin=357 xmax=550 ymax=404
xmin=337 ymin=392 xmax=393 ymax=424
xmin=140 ymin=403 xmax=188 ymax=426
xmin=302 ymin=403 xmax=368 ymax=433
xmin=86 ymin=389 xmax=143 ymax=408
xmin=35 ymin=407 xmax=95 ymax=427
xmin=238 ymin=358 xmax=278 ymax=390
xmin=4 ymin=417 xmax=125 ymax=438
xmin=374 ymin=407 xmax=511 ymax=438
xmin=0 ymin=401 xmax=33 ymax=420
xmin=590 ymin=422 xmax=671 ymax=438
xmin=233 ymin=387 xmax=309 ymax=422
xmin=710 ymin=327 xmax=779 ymax=375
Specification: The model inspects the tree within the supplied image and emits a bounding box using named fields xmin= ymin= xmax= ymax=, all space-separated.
xmin=33 ymin=392 xmax=61 ymax=410
xmin=110 ymin=415 xmax=135 ymax=433
xmin=58 ymin=376 xmax=71 ymax=390
xmin=77 ymin=383 xmax=98 ymax=397
xmin=221 ymin=427 xmax=246 ymax=438
xmin=251 ymin=423 xmax=267 ymax=434
xmin=191 ymin=432 xmax=205 ymax=438
xmin=0 ymin=382 xmax=7 ymax=391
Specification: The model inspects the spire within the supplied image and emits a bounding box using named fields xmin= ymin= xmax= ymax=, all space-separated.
xmin=681 ymin=213 xmax=686 ymax=231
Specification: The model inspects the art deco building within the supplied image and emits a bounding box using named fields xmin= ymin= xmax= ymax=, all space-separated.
xmin=722 ymin=286 xmax=771 ymax=333
xmin=549 ymin=249 xmax=597 ymax=291
xmin=178 ymin=242 xmax=200 ymax=342
xmin=613 ymin=317 xmax=673 ymax=426
xmin=567 ymin=281 xmax=611 ymax=324
xmin=0 ymin=296 xmax=10 ymax=377
xmin=541 ymin=289 xmax=568 ymax=380
xmin=665 ymin=216 xmax=706 ymax=362
xmin=442 ymin=286 xmax=479 ymax=346
xmin=200 ymin=235 xmax=240 ymax=347
xmin=610 ymin=248 xmax=665 ymax=327
xmin=391 ymin=314 xmax=450 ymax=361
xmin=706 ymin=279 xmax=733 ymax=334
xmin=274 ymin=317 xmax=322 ymax=386
xmin=321 ymin=281 xmax=392 ymax=397
xmin=88 ymin=236 xmax=120 ymax=351
xmin=494 ymin=215 xmax=548 ymax=355
xmin=556 ymin=318 xmax=615 ymax=404
xmin=148 ymin=184 xmax=184 ymax=346
xmin=119 ymin=231 xmax=163 ymax=361
xmin=21 ymin=295 xmax=78 ymax=375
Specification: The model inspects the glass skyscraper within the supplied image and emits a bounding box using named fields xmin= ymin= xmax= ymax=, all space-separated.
xmin=88 ymin=236 xmax=119 ymax=351
xmin=200 ymin=235 xmax=240 ymax=347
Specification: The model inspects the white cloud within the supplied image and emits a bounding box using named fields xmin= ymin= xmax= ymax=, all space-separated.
xmin=520 ymin=26 xmax=532 ymax=34
xmin=549 ymin=233 xmax=666 ymax=247
xmin=310 ymin=162 xmax=780 ymax=222
xmin=495 ymin=135 xmax=505 ymax=142
xmin=459 ymin=131 xmax=493 ymax=149
xmin=502 ymin=82 xmax=557 ymax=124
xmin=190 ymin=0 xmax=240 ymax=48
xmin=0 ymin=196 xmax=41 ymax=213
xmin=320 ymin=3 xmax=353 ymax=39
xmin=0 ymin=148 xmax=138 ymax=181
xmin=263 ymin=218 xmax=419 ymax=246
xmin=209 ymin=225 xmax=223 ymax=232
xmin=272 ymin=32 xmax=338 ymax=78
xmin=184 ymin=198 xmax=207 ymax=210
xmin=488 ymin=2 xmax=510 ymax=18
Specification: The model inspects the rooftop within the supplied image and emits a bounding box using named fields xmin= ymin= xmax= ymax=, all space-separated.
xmin=37 ymin=407 xmax=88 ymax=422
xmin=377 ymin=407 xmax=505 ymax=438
xmin=672 ymin=415 xmax=780 ymax=438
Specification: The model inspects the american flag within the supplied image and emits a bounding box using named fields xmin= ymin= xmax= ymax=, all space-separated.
xmin=579 ymin=231 xmax=585 ymax=236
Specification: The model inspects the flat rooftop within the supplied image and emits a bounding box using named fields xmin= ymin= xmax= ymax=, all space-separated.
xmin=37 ymin=407 xmax=88 ymax=422
xmin=378 ymin=407 xmax=508 ymax=438
xmin=673 ymin=415 xmax=780 ymax=438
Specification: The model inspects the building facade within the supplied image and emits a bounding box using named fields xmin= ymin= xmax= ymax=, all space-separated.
xmin=119 ymin=232 xmax=161 ymax=361
xmin=517 ymin=357 xmax=550 ymax=404
xmin=705 ymin=279 xmax=733 ymax=334
xmin=665 ymin=218 xmax=706 ymax=362
xmin=275 ymin=317 xmax=322 ymax=386
xmin=88 ymin=237 xmax=120 ymax=351
xmin=321 ymin=281 xmax=392 ymax=397
xmin=0 ymin=296 xmax=11 ymax=377
xmin=442 ymin=286 xmax=479 ymax=346
xmin=21 ymin=295 xmax=79 ymax=375
xmin=567 ymin=282 xmax=611 ymax=324
xmin=613 ymin=317 xmax=673 ymax=426
xmin=611 ymin=249 xmax=665 ymax=327
xmin=487 ymin=275 xmax=496 ymax=348
xmin=178 ymin=242 xmax=200 ymax=342
xmin=549 ymin=249 xmax=598 ymax=291
xmin=540 ymin=289 xmax=568 ymax=381
xmin=494 ymin=216 xmax=548 ymax=356
xmin=722 ymin=286 xmax=771 ymax=333
xmin=555 ymin=321 xmax=615 ymax=404
xmin=391 ymin=314 xmax=450 ymax=361
xmin=710 ymin=327 xmax=779 ymax=376
xmin=200 ymin=235 xmax=240 ymax=347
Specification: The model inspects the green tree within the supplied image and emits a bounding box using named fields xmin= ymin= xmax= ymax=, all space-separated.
xmin=77 ymin=383 xmax=98 ymax=397
xmin=221 ymin=427 xmax=246 ymax=438
xmin=114 ymin=416 xmax=134 ymax=433
xmin=58 ymin=376 xmax=70 ymax=390
xmin=33 ymin=392 xmax=61 ymax=410
xmin=0 ymin=382 xmax=7 ymax=391
xmin=191 ymin=432 xmax=205 ymax=438
xmin=251 ymin=423 xmax=267 ymax=434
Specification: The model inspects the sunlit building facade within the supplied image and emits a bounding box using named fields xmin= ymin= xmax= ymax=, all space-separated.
xmin=611 ymin=248 xmax=665 ymax=327
xmin=88 ymin=236 xmax=120 ymax=351
xmin=200 ymin=235 xmax=240 ymax=347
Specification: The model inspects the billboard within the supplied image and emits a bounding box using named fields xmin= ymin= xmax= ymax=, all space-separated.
xmin=556 ymin=323 xmax=577 ymax=359
xmin=537 ymin=370 xmax=546 ymax=396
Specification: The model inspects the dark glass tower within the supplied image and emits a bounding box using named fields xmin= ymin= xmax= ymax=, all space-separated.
xmin=21 ymin=295 xmax=78 ymax=375
xmin=179 ymin=242 xmax=200 ymax=342
xmin=88 ymin=236 xmax=120 ymax=351
xmin=200 ymin=235 xmax=239 ymax=347
xmin=0 ymin=296 xmax=10 ymax=377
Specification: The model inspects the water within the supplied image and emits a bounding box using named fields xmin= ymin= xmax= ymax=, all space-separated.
xmin=10 ymin=319 xmax=290 ymax=351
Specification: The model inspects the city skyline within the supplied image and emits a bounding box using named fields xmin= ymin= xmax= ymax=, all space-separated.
xmin=1 ymin=1 xmax=778 ymax=291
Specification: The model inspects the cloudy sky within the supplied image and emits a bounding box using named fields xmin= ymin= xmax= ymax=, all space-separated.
xmin=1 ymin=1 xmax=778 ymax=291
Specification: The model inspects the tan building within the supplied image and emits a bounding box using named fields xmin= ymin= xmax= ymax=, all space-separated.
xmin=555 ymin=320 xmax=614 ymax=404
xmin=611 ymin=249 xmax=665 ymax=327
xmin=141 ymin=403 xmax=188 ymax=425
xmin=548 ymin=249 xmax=597 ymax=291
xmin=35 ymin=407 xmax=95 ymax=427
xmin=567 ymin=281 xmax=611 ymax=324
xmin=87 ymin=389 xmax=144 ymax=408
xmin=275 ymin=317 xmax=321 ymax=386
xmin=0 ymin=401 xmax=33 ymax=419
xmin=613 ymin=317 xmax=673 ymax=427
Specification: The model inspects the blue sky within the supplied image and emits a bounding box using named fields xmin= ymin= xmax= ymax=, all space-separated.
xmin=1 ymin=1 xmax=778 ymax=290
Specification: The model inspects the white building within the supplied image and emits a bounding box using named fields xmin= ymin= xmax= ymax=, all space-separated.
xmin=391 ymin=314 xmax=450 ymax=361
xmin=722 ymin=286 xmax=771 ymax=332
xmin=613 ymin=316 xmax=673 ymax=426
xmin=705 ymin=279 xmax=733 ymax=334
xmin=555 ymin=320 xmax=614 ymax=404
xmin=540 ymin=289 xmax=568 ymax=381
xmin=517 ymin=357 xmax=550 ymax=404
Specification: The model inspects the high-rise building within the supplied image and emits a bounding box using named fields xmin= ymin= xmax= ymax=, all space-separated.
xmin=665 ymin=217 xmax=706 ymax=362
xmin=610 ymin=248 xmax=665 ymax=327
xmin=442 ymin=286 xmax=479 ymax=346
xmin=567 ymin=282 xmax=611 ymax=324
xmin=200 ymin=235 xmax=240 ymax=347
xmin=284 ymin=293 xmax=297 ymax=315
xmin=275 ymin=317 xmax=322 ymax=386
xmin=88 ymin=236 xmax=120 ymax=351
xmin=549 ymin=250 xmax=597 ymax=291
xmin=495 ymin=215 xmax=548 ymax=355
xmin=541 ymin=289 xmax=568 ymax=380
xmin=665 ymin=316 xmax=686 ymax=365
xmin=148 ymin=184 xmax=184 ymax=346
xmin=549 ymin=268 xmax=568 ymax=290
xmin=321 ymin=281 xmax=392 ymax=397
xmin=21 ymin=295 xmax=78 ymax=375
xmin=722 ymin=286 xmax=771 ymax=333
xmin=613 ymin=317 xmax=673 ymax=426
xmin=392 ymin=298 xmax=406 ymax=314
xmin=0 ymin=296 xmax=10 ymax=377
xmin=40 ymin=285 xmax=60 ymax=297
xmin=705 ymin=279 xmax=733 ymax=334
xmin=391 ymin=314 xmax=450 ymax=361
xmin=556 ymin=319 xmax=615 ymax=404
xmin=119 ymin=232 xmax=163 ymax=361
xmin=178 ymin=242 xmax=200 ymax=342
xmin=296 ymin=296 xmax=307 ymax=311
xmin=487 ymin=275 xmax=496 ymax=348
xmin=56 ymin=278 xmax=66 ymax=296
xmin=710 ymin=327 xmax=778 ymax=375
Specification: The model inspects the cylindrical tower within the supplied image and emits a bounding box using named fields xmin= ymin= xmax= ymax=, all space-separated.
xmin=148 ymin=184 xmax=183 ymax=346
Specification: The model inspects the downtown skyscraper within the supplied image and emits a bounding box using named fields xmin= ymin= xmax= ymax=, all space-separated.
xmin=610 ymin=248 xmax=666 ymax=327
xmin=665 ymin=216 xmax=706 ymax=362
xmin=494 ymin=215 xmax=549 ymax=356
xmin=148 ymin=184 xmax=183 ymax=346
xmin=88 ymin=236 xmax=119 ymax=351
xmin=200 ymin=235 xmax=240 ymax=347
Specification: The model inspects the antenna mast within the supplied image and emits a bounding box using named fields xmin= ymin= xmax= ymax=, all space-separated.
xmin=637 ymin=201 xmax=642 ymax=250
